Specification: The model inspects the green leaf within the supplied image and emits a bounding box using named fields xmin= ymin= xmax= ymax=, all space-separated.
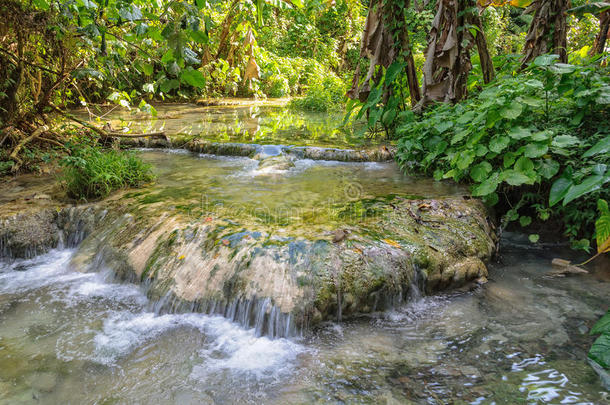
xmin=520 ymin=96 xmax=543 ymax=108
xmin=562 ymin=175 xmax=606 ymax=205
xmin=514 ymin=156 xmax=534 ymax=173
xmin=159 ymin=78 xmax=179 ymax=93
xmin=583 ymin=136 xmax=610 ymax=157
xmin=191 ymin=30 xmax=209 ymax=44
xmin=552 ymin=135 xmax=580 ymax=148
xmin=599 ymin=199 xmax=610 ymax=217
xmin=523 ymin=143 xmax=548 ymax=158
xmin=503 ymin=170 xmax=534 ymax=186
xmin=385 ymin=62 xmax=406 ymax=86
xmin=472 ymin=172 xmax=501 ymax=196
xmin=520 ymin=216 xmax=532 ymax=227
xmin=529 ymin=234 xmax=540 ymax=243
xmin=500 ymin=101 xmax=523 ymax=120
xmin=180 ymin=69 xmax=206 ymax=88
xmin=33 ymin=0 xmax=50 ymax=10
xmin=503 ymin=152 xmax=518 ymax=168
xmin=119 ymin=5 xmax=142 ymax=21
xmin=549 ymin=177 xmax=573 ymax=207
xmin=141 ymin=63 xmax=153 ymax=76
xmin=531 ymin=131 xmax=551 ymax=142
xmin=456 ymin=150 xmax=475 ymax=170
xmin=591 ymin=310 xmax=610 ymax=335
xmin=532 ymin=54 xmax=559 ymax=67
xmin=451 ymin=130 xmax=469 ymax=144
xmin=508 ymin=127 xmax=532 ymax=140
xmin=161 ymin=49 xmax=175 ymax=64
xmin=588 ymin=333 xmax=610 ymax=369
xmin=470 ymin=161 xmax=492 ymax=182
xmin=595 ymin=209 xmax=610 ymax=252
xmin=537 ymin=159 xmax=560 ymax=179
xmin=434 ymin=121 xmax=453 ymax=134
xmin=489 ymin=135 xmax=510 ymax=153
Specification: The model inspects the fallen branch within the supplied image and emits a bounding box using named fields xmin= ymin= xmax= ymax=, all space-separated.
xmin=9 ymin=125 xmax=49 ymax=172
xmin=38 ymin=136 xmax=69 ymax=150
xmin=106 ymin=131 xmax=167 ymax=139
xmin=50 ymin=103 xmax=108 ymax=137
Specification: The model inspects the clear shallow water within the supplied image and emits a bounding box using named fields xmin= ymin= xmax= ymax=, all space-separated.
xmin=1 ymin=244 xmax=608 ymax=404
xmin=128 ymin=150 xmax=464 ymax=235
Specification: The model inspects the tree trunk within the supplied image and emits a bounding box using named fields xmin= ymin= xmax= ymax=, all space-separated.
xmin=521 ymin=0 xmax=569 ymax=67
xmin=347 ymin=0 xmax=421 ymax=106
xmin=591 ymin=10 xmax=609 ymax=56
xmin=216 ymin=0 xmax=241 ymax=60
xmin=418 ymin=0 xmax=476 ymax=107
xmin=470 ymin=9 xmax=494 ymax=84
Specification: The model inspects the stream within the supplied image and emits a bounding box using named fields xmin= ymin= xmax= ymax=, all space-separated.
xmin=1 ymin=104 xmax=609 ymax=404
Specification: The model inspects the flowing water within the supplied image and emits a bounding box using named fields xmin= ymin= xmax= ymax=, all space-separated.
xmin=1 ymin=104 xmax=609 ymax=404
xmin=1 ymin=241 xmax=608 ymax=404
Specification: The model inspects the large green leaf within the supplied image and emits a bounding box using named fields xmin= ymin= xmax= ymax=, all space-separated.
xmin=180 ymin=69 xmax=206 ymax=88
xmin=592 ymin=310 xmax=610 ymax=335
xmin=508 ymin=127 xmax=532 ymax=140
xmin=500 ymin=101 xmax=523 ymax=120
xmin=583 ymin=136 xmax=610 ymax=157
xmin=385 ymin=62 xmax=406 ymax=86
xmin=537 ymin=159 xmax=560 ymax=179
xmin=549 ymin=177 xmax=573 ymax=207
xmin=595 ymin=200 xmax=610 ymax=252
xmin=514 ymin=156 xmax=534 ymax=173
xmin=589 ymin=333 xmax=610 ymax=369
xmin=523 ymin=143 xmax=548 ymax=158
xmin=562 ymin=175 xmax=606 ymax=205
xmin=472 ymin=172 xmax=501 ymax=196
xmin=489 ymin=135 xmax=510 ymax=153
xmin=503 ymin=170 xmax=534 ymax=186
xmin=470 ymin=161 xmax=492 ymax=182
xmin=552 ymin=135 xmax=580 ymax=148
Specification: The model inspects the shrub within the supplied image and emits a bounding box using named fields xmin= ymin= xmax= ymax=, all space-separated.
xmin=290 ymin=72 xmax=346 ymax=112
xmin=396 ymin=55 xmax=610 ymax=248
xmin=60 ymin=146 xmax=155 ymax=200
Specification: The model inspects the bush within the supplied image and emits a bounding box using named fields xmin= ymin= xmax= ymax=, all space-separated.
xmin=290 ymin=72 xmax=346 ymax=112
xmin=396 ymin=55 xmax=610 ymax=248
xmin=60 ymin=146 xmax=155 ymax=200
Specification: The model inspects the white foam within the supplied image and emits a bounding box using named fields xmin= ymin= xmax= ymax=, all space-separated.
xmin=0 ymin=249 xmax=82 ymax=293
xmin=92 ymin=311 xmax=305 ymax=376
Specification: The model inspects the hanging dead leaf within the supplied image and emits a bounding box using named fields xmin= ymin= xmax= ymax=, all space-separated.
xmin=244 ymin=56 xmax=260 ymax=81
xmin=243 ymin=27 xmax=256 ymax=49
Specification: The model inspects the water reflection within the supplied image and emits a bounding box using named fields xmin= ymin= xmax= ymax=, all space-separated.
xmin=73 ymin=103 xmax=370 ymax=148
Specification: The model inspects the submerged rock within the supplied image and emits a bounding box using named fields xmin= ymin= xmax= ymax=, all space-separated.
xmin=184 ymin=139 xmax=395 ymax=162
xmin=64 ymin=195 xmax=496 ymax=337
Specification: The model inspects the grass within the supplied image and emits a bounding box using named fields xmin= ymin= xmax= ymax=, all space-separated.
xmin=60 ymin=146 xmax=155 ymax=200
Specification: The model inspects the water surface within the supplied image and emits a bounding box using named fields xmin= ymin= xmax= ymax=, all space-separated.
xmin=0 ymin=241 xmax=608 ymax=404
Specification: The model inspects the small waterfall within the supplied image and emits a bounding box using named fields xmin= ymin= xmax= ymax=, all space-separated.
xmin=147 ymin=290 xmax=297 ymax=338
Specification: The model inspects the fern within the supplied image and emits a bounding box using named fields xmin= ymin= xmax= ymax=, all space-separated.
xmin=596 ymin=199 xmax=610 ymax=253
